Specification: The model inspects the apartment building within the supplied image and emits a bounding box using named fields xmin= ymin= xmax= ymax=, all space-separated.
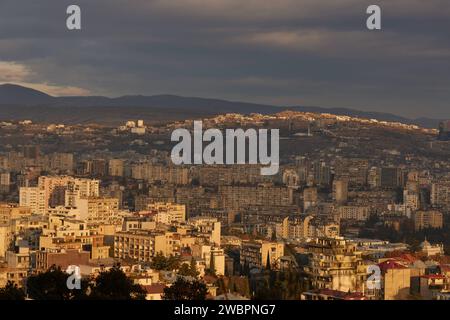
xmin=35 ymin=249 xmax=91 ymax=271
xmin=218 ymin=185 xmax=293 ymax=210
xmin=189 ymin=216 xmax=221 ymax=246
xmin=240 ymin=241 xmax=285 ymax=269
xmin=77 ymin=197 xmax=119 ymax=223
xmin=303 ymin=187 xmax=318 ymax=210
xmin=431 ymin=181 xmax=450 ymax=210
xmin=0 ymin=203 xmax=31 ymax=225
xmin=413 ymin=210 xmax=443 ymax=231
xmin=305 ymin=237 xmax=368 ymax=293
xmin=148 ymin=202 xmax=186 ymax=225
xmin=332 ymin=179 xmax=348 ymax=204
xmin=19 ymin=176 xmax=100 ymax=214
xmin=198 ymin=165 xmax=263 ymax=186
xmin=131 ymin=163 xmax=189 ymax=185
xmin=378 ymin=260 xmax=411 ymax=300
xmin=0 ymin=224 xmax=12 ymax=258
xmin=154 ymin=232 xmax=196 ymax=257
xmin=19 ymin=187 xmax=46 ymax=215
xmin=335 ymin=158 xmax=369 ymax=187
xmin=108 ymin=159 xmax=124 ymax=177
xmin=338 ymin=206 xmax=370 ymax=221
xmin=114 ymin=231 xmax=157 ymax=262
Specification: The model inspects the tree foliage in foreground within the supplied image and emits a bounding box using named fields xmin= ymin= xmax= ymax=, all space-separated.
xmin=89 ymin=266 xmax=146 ymax=300
xmin=26 ymin=265 xmax=87 ymax=300
xmin=0 ymin=281 xmax=25 ymax=300
xmin=24 ymin=265 xmax=145 ymax=300
xmin=163 ymin=277 xmax=208 ymax=300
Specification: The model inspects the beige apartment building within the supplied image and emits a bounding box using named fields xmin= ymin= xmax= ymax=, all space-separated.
xmin=131 ymin=163 xmax=189 ymax=185
xmin=189 ymin=216 xmax=221 ymax=246
xmin=413 ymin=210 xmax=443 ymax=231
xmin=431 ymin=180 xmax=450 ymax=210
xmin=48 ymin=153 xmax=74 ymax=173
xmin=275 ymin=216 xmax=313 ymax=240
xmin=148 ymin=202 xmax=186 ymax=224
xmin=240 ymin=240 xmax=285 ymax=269
xmin=154 ymin=232 xmax=196 ymax=257
xmin=39 ymin=176 xmax=100 ymax=207
xmin=305 ymin=237 xmax=368 ymax=293
xmin=303 ymin=187 xmax=318 ymax=210
xmin=0 ymin=203 xmax=31 ymax=225
xmin=108 ymin=159 xmax=124 ymax=177
xmin=338 ymin=206 xmax=370 ymax=221
xmin=378 ymin=260 xmax=411 ymax=300
xmin=77 ymin=197 xmax=119 ymax=223
xmin=198 ymin=165 xmax=263 ymax=186
xmin=114 ymin=231 xmax=157 ymax=262
xmin=332 ymin=180 xmax=348 ymax=204
xmin=190 ymin=244 xmax=226 ymax=275
xmin=218 ymin=185 xmax=293 ymax=210
xmin=19 ymin=176 xmax=100 ymax=214
xmin=19 ymin=187 xmax=46 ymax=215
xmin=0 ymin=224 xmax=12 ymax=258
xmin=0 ymin=268 xmax=28 ymax=287
xmin=114 ymin=228 xmax=211 ymax=262
xmin=35 ymin=249 xmax=91 ymax=271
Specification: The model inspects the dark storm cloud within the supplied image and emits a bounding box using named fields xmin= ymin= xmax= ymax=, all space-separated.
xmin=0 ymin=0 xmax=449 ymax=118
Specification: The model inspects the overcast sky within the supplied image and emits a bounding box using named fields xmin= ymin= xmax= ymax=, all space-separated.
xmin=0 ymin=0 xmax=449 ymax=118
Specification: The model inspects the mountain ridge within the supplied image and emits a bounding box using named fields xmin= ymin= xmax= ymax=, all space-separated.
xmin=0 ymin=83 xmax=442 ymax=128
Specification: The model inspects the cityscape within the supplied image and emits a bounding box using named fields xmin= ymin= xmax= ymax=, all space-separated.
xmin=0 ymin=0 xmax=450 ymax=307
xmin=0 ymin=84 xmax=449 ymax=300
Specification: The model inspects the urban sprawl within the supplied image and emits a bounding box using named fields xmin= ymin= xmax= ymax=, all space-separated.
xmin=1 ymin=111 xmax=450 ymax=300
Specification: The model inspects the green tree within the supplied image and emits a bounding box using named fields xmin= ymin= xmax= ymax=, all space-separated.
xmin=89 ymin=266 xmax=146 ymax=300
xmin=150 ymin=252 xmax=180 ymax=271
xmin=189 ymin=257 xmax=199 ymax=278
xmin=242 ymin=261 xmax=250 ymax=276
xmin=271 ymin=230 xmax=277 ymax=241
xmin=0 ymin=281 xmax=25 ymax=300
xmin=178 ymin=263 xmax=192 ymax=277
xmin=150 ymin=252 xmax=168 ymax=270
xmin=252 ymin=270 xmax=308 ymax=300
xmin=265 ymin=251 xmax=271 ymax=270
xmin=167 ymin=255 xmax=181 ymax=270
xmin=26 ymin=265 xmax=87 ymax=300
xmin=178 ymin=258 xmax=199 ymax=278
xmin=206 ymin=255 xmax=217 ymax=277
xmin=163 ymin=278 xmax=208 ymax=300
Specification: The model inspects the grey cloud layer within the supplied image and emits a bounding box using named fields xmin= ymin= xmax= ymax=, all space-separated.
xmin=0 ymin=0 xmax=449 ymax=118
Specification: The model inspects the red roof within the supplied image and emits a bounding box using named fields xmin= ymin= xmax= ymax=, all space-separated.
xmin=181 ymin=251 xmax=192 ymax=257
xmin=344 ymin=294 xmax=367 ymax=301
xmin=203 ymin=274 xmax=218 ymax=283
xmin=398 ymin=253 xmax=418 ymax=264
xmin=318 ymin=289 xmax=367 ymax=300
xmin=420 ymin=274 xmax=445 ymax=280
xmin=378 ymin=259 xmax=407 ymax=273
xmin=143 ymin=283 xmax=166 ymax=294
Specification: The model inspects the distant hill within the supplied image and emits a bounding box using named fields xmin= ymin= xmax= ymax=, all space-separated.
xmin=0 ymin=83 xmax=53 ymax=105
xmin=0 ymin=83 xmax=443 ymax=127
